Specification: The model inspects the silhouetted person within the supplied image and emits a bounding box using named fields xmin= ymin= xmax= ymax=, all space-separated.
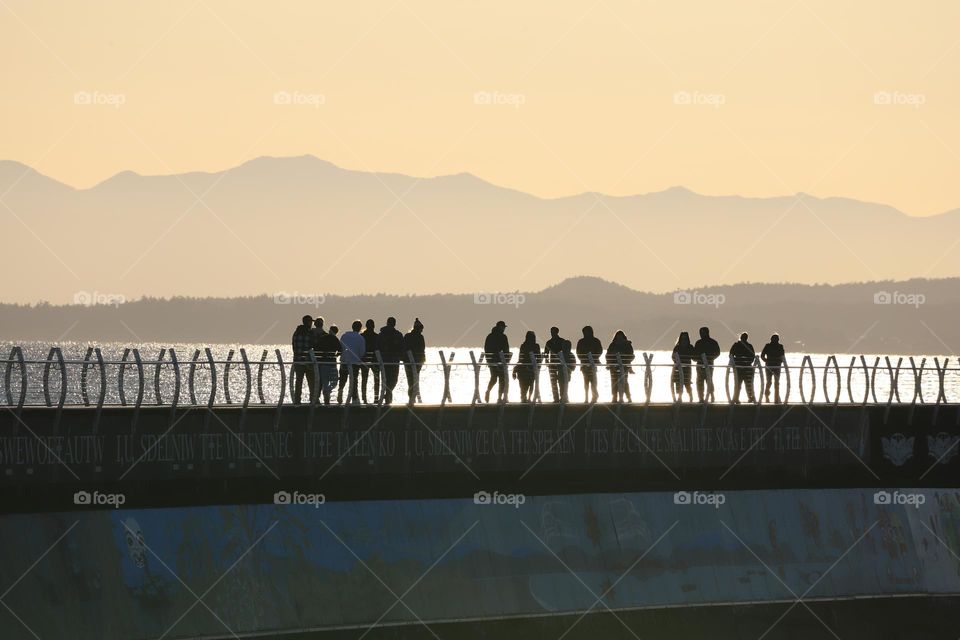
xmin=337 ymin=320 xmax=365 ymax=405
xmin=315 ymin=324 xmax=341 ymax=405
xmin=544 ymin=327 xmax=573 ymax=403
xmin=694 ymin=326 xmax=721 ymax=402
xmin=483 ymin=321 xmax=511 ymax=402
xmin=312 ymin=316 xmax=326 ymax=339
xmin=291 ymin=315 xmax=316 ymax=404
xmin=378 ymin=317 xmax=405 ymax=404
xmin=761 ymin=333 xmax=786 ymax=404
xmin=403 ymin=318 xmax=426 ymax=404
xmin=605 ymin=330 xmax=634 ymax=403
xmin=576 ymin=326 xmax=603 ymax=403
xmin=360 ymin=319 xmax=380 ymax=404
xmin=513 ymin=331 xmax=541 ymax=403
xmin=729 ymin=332 xmax=756 ymax=404
xmin=672 ymin=331 xmax=696 ymax=401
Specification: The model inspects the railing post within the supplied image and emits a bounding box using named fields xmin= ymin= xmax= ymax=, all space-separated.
xmin=189 ymin=349 xmax=200 ymax=405
xmin=642 ymin=352 xmax=653 ymax=405
xmin=119 ymin=348 xmax=131 ymax=406
xmin=257 ymin=349 xmax=268 ymax=404
xmin=532 ymin=349 xmax=542 ymax=403
xmin=934 ymin=357 xmax=948 ymax=405
xmin=499 ymin=350 xmax=509 ymax=404
xmin=799 ymin=355 xmax=815 ymax=404
xmin=782 ymin=356 xmax=791 ymax=404
xmin=205 ymin=348 xmax=216 ymax=409
xmin=5 ymin=346 xmax=27 ymax=412
xmin=168 ymin=348 xmax=180 ymax=422
xmin=615 ymin=353 xmax=625 ymax=404
xmin=823 ymin=355 xmax=840 ymax=405
xmin=406 ymin=350 xmax=418 ymax=406
xmin=469 ymin=350 xmax=481 ymax=406
xmin=224 ymin=349 xmax=235 ymax=405
xmin=154 ymin=348 xmax=166 ymax=405
xmin=753 ymin=355 xmax=764 ymax=405
xmin=375 ymin=350 xmax=386 ymax=406
xmin=94 ymin=347 xmax=106 ymax=430
xmin=439 ymin=351 xmax=452 ymax=406
xmin=240 ymin=348 xmax=252 ymax=409
xmin=274 ymin=349 xmax=286 ymax=431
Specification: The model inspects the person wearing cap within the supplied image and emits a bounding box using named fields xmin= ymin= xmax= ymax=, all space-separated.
xmin=291 ymin=315 xmax=316 ymax=404
xmin=544 ymin=327 xmax=573 ymax=402
xmin=403 ymin=318 xmax=427 ymax=404
xmin=576 ymin=326 xmax=603 ymax=403
xmin=483 ymin=321 xmax=511 ymax=402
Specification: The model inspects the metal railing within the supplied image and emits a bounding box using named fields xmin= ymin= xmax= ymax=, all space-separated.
xmin=3 ymin=346 xmax=959 ymax=413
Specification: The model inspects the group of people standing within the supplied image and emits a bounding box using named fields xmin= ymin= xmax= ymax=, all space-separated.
xmin=670 ymin=329 xmax=786 ymax=404
xmin=291 ymin=315 xmax=788 ymax=405
xmin=291 ymin=314 xmax=425 ymax=406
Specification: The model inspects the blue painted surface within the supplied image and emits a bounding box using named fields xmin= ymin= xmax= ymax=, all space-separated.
xmin=2 ymin=489 xmax=960 ymax=639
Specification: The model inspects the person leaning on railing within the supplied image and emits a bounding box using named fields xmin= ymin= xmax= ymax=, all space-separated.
xmin=513 ymin=331 xmax=541 ymax=402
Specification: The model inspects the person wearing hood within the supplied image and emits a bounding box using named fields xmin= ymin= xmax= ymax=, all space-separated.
xmin=543 ymin=326 xmax=573 ymax=402
xmin=483 ymin=321 xmax=511 ymax=402
xmin=761 ymin=333 xmax=785 ymax=403
xmin=671 ymin=331 xmax=696 ymax=402
xmin=513 ymin=331 xmax=541 ymax=402
xmin=694 ymin=326 xmax=721 ymax=403
xmin=729 ymin=332 xmax=757 ymax=404
xmin=576 ymin=326 xmax=603 ymax=403
xmin=378 ymin=317 xmax=405 ymax=404
xmin=605 ymin=330 xmax=634 ymax=403
xmin=403 ymin=318 xmax=426 ymax=404
xmin=291 ymin=315 xmax=316 ymax=404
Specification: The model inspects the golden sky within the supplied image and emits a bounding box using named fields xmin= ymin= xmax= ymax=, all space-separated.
xmin=2 ymin=0 xmax=959 ymax=215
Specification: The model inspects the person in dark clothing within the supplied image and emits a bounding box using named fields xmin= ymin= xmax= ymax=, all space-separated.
xmin=378 ymin=317 xmax=405 ymax=404
xmin=672 ymin=331 xmax=696 ymax=401
xmin=360 ymin=319 xmax=380 ymax=404
xmin=543 ymin=327 xmax=573 ymax=403
xmin=314 ymin=324 xmax=341 ymax=405
xmin=694 ymin=326 xmax=721 ymax=403
xmin=513 ymin=331 xmax=541 ymax=402
xmin=403 ymin=318 xmax=426 ymax=404
xmin=576 ymin=326 xmax=603 ymax=403
xmin=483 ymin=321 xmax=511 ymax=403
xmin=291 ymin=315 xmax=316 ymax=404
xmin=761 ymin=333 xmax=786 ymax=403
xmin=605 ymin=330 xmax=634 ymax=403
xmin=729 ymin=332 xmax=756 ymax=404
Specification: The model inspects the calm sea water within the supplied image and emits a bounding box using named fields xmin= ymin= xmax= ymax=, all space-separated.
xmin=2 ymin=342 xmax=956 ymax=406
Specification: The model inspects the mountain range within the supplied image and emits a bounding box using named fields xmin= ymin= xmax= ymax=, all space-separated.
xmin=1 ymin=155 xmax=959 ymax=304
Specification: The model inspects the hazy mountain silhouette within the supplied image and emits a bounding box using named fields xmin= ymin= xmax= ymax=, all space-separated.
xmin=2 ymin=276 xmax=957 ymax=354
xmin=2 ymin=155 xmax=959 ymax=304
